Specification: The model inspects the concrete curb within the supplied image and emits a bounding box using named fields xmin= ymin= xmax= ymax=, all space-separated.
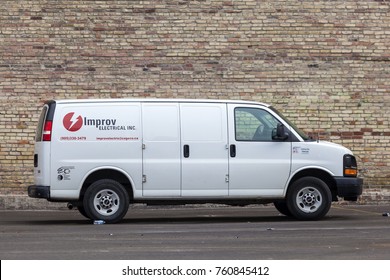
xmin=0 ymin=195 xmax=68 ymax=210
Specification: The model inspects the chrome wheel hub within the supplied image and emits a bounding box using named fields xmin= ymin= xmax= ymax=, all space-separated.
xmin=296 ymin=187 xmax=322 ymax=213
xmin=93 ymin=189 xmax=120 ymax=216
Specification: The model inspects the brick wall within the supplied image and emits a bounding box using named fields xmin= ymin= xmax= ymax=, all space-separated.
xmin=1 ymin=0 xmax=389 ymax=202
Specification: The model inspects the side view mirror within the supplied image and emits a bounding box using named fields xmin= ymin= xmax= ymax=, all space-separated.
xmin=272 ymin=123 xmax=289 ymax=141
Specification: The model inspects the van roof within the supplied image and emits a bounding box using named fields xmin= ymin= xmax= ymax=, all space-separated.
xmin=52 ymin=98 xmax=271 ymax=107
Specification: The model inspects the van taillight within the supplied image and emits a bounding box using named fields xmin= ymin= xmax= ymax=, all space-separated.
xmin=42 ymin=121 xmax=52 ymax=141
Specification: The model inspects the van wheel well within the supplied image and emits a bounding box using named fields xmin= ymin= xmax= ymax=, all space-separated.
xmin=80 ymin=169 xmax=133 ymax=202
xmin=289 ymin=169 xmax=337 ymax=201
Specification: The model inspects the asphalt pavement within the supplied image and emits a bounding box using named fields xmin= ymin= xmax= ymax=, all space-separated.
xmin=1 ymin=204 xmax=390 ymax=259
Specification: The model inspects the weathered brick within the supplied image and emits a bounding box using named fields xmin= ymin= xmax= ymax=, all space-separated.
xmin=0 ymin=0 xmax=389 ymax=203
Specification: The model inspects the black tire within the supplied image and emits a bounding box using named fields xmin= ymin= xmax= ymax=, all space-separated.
xmin=274 ymin=200 xmax=292 ymax=217
xmin=77 ymin=205 xmax=90 ymax=219
xmin=286 ymin=177 xmax=332 ymax=220
xmin=83 ymin=179 xmax=130 ymax=224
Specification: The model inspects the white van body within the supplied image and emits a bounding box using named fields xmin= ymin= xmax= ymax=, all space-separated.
xmin=29 ymin=99 xmax=363 ymax=223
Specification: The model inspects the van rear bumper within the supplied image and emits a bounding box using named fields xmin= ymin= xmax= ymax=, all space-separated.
xmin=334 ymin=177 xmax=363 ymax=201
xmin=28 ymin=185 xmax=50 ymax=199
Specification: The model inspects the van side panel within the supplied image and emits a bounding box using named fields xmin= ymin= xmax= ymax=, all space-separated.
xmin=50 ymin=103 xmax=142 ymax=200
xmin=142 ymin=103 xmax=181 ymax=197
xmin=180 ymin=103 xmax=229 ymax=196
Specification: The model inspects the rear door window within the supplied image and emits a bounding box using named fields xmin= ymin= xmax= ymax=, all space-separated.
xmin=35 ymin=105 xmax=48 ymax=142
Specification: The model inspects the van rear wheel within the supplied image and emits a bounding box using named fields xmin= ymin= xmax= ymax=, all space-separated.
xmin=83 ymin=179 xmax=129 ymax=224
xmin=274 ymin=201 xmax=292 ymax=217
xmin=286 ymin=177 xmax=331 ymax=220
xmin=77 ymin=205 xmax=90 ymax=219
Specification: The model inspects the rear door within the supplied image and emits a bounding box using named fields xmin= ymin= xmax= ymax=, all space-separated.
xmin=180 ymin=103 xmax=229 ymax=196
xmin=33 ymin=101 xmax=56 ymax=187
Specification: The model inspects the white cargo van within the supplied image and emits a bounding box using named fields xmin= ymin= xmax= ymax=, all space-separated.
xmin=28 ymin=99 xmax=363 ymax=223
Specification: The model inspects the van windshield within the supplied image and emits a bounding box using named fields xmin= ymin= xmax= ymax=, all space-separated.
xmin=270 ymin=106 xmax=310 ymax=141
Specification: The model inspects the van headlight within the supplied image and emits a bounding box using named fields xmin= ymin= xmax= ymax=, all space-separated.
xmin=343 ymin=154 xmax=358 ymax=177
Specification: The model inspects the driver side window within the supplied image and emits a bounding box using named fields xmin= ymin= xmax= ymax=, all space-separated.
xmin=235 ymin=108 xmax=280 ymax=141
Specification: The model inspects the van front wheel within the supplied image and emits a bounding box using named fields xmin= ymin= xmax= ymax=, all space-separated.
xmin=83 ymin=179 xmax=129 ymax=223
xmin=286 ymin=177 xmax=331 ymax=220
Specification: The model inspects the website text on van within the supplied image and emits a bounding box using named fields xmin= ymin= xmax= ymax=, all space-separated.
xmin=28 ymin=99 xmax=363 ymax=223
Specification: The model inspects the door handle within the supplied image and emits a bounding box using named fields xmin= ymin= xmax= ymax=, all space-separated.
xmin=184 ymin=144 xmax=190 ymax=158
xmin=230 ymin=144 xmax=236 ymax=157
